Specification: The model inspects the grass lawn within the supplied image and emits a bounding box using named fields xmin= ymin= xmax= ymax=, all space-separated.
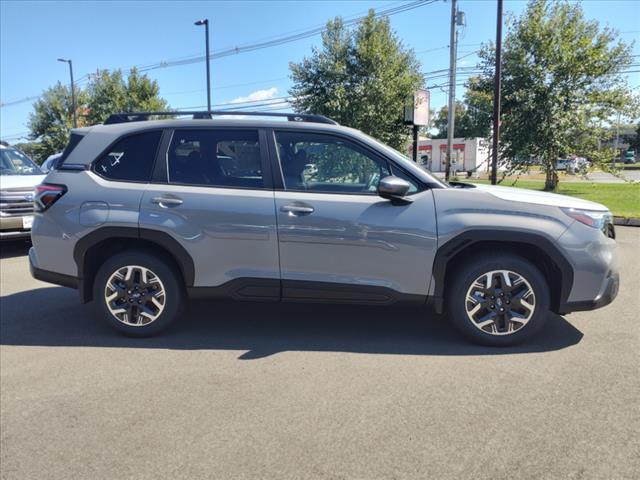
xmin=471 ymin=180 xmax=640 ymax=218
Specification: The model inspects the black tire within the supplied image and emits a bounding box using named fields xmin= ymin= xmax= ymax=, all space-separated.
xmin=446 ymin=254 xmax=550 ymax=347
xmin=93 ymin=250 xmax=184 ymax=337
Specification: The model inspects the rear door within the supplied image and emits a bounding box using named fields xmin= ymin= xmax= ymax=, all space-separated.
xmin=139 ymin=128 xmax=280 ymax=298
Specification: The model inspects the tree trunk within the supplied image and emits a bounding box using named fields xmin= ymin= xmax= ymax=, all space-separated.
xmin=544 ymin=161 xmax=558 ymax=191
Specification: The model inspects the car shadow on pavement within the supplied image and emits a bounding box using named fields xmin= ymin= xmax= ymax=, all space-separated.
xmin=0 ymin=286 xmax=583 ymax=359
xmin=0 ymin=240 xmax=31 ymax=260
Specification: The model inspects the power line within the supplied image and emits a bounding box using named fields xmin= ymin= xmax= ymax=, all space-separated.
xmin=0 ymin=1 xmax=438 ymax=109
xmin=129 ymin=0 xmax=439 ymax=74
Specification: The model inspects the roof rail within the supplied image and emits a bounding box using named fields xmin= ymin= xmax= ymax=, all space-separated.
xmin=104 ymin=110 xmax=339 ymax=126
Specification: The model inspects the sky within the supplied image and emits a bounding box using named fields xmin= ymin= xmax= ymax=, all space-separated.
xmin=1 ymin=0 xmax=639 ymax=141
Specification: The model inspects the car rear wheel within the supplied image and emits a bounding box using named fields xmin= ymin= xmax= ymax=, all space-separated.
xmin=94 ymin=251 xmax=184 ymax=337
xmin=447 ymin=254 xmax=550 ymax=346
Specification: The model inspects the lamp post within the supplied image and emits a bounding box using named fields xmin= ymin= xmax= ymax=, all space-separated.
xmin=194 ymin=19 xmax=211 ymax=111
xmin=57 ymin=58 xmax=77 ymax=128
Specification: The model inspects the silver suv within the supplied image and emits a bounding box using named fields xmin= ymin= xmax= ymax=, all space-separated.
xmin=29 ymin=111 xmax=619 ymax=346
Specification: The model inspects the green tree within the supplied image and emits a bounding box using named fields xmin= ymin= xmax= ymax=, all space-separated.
xmin=27 ymin=82 xmax=89 ymax=162
xmin=468 ymin=0 xmax=634 ymax=190
xmin=86 ymin=68 xmax=168 ymax=124
xmin=433 ymin=80 xmax=493 ymax=139
xmin=289 ymin=10 xmax=423 ymax=150
xmin=26 ymin=69 xmax=168 ymax=162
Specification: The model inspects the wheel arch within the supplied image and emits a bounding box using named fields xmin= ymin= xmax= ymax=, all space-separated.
xmin=74 ymin=227 xmax=195 ymax=303
xmin=431 ymin=230 xmax=574 ymax=314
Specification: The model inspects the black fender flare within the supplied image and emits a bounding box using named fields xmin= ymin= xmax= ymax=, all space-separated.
xmin=73 ymin=227 xmax=195 ymax=302
xmin=430 ymin=229 xmax=574 ymax=314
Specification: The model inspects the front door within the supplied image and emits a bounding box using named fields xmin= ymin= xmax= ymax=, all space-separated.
xmin=271 ymin=130 xmax=438 ymax=302
xmin=140 ymin=128 xmax=280 ymax=298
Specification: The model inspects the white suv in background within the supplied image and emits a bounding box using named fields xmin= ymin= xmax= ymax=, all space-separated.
xmin=0 ymin=141 xmax=46 ymax=240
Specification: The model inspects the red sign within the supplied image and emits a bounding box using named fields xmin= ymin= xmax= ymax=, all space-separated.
xmin=418 ymin=145 xmax=432 ymax=151
xmin=439 ymin=144 xmax=465 ymax=150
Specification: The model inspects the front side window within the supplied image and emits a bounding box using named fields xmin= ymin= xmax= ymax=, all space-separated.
xmin=275 ymin=131 xmax=391 ymax=194
xmin=93 ymin=131 xmax=161 ymax=182
xmin=167 ymin=129 xmax=263 ymax=189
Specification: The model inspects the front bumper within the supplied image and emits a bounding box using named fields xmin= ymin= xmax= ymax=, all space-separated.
xmin=559 ymin=271 xmax=619 ymax=314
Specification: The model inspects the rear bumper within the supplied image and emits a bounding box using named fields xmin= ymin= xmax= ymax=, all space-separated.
xmin=29 ymin=247 xmax=78 ymax=289
xmin=558 ymin=271 xmax=619 ymax=314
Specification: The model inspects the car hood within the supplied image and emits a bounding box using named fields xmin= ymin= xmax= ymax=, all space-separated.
xmin=471 ymin=183 xmax=609 ymax=212
xmin=0 ymin=174 xmax=46 ymax=190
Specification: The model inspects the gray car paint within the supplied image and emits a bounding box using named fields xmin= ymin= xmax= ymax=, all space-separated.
xmin=274 ymin=189 xmax=437 ymax=295
xmin=30 ymin=118 xmax=618 ymax=308
xmin=31 ymin=170 xmax=144 ymax=278
xmin=140 ymin=183 xmax=280 ymax=286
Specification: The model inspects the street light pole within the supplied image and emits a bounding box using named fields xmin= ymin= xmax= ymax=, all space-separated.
xmin=194 ymin=19 xmax=211 ymax=111
xmin=57 ymin=58 xmax=77 ymax=128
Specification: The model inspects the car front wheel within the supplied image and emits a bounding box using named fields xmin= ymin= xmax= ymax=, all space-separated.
xmin=447 ymin=254 xmax=550 ymax=346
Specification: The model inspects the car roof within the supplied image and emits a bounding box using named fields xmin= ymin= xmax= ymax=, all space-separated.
xmin=84 ymin=118 xmax=350 ymax=135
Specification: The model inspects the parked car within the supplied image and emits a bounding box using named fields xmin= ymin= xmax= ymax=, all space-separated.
xmin=0 ymin=141 xmax=46 ymax=240
xmin=40 ymin=152 xmax=62 ymax=173
xmin=624 ymin=150 xmax=636 ymax=164
xmin=29 ymin=111 xmax=618 ymax=346
xmin=556 ymin=159 xmax=571 ymax=171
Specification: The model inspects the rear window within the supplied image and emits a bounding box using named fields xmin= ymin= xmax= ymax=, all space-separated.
xmin=93 ymin=131 xmax=162 ymax=182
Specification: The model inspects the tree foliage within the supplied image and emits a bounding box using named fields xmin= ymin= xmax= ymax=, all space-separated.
xmin=86 ymin=68 xmax=168 ymax=125
xmin=27 ymin=82 xmax=89 ymax=162
xmin=27 ymin=69 xmax=168 ymax=162
xmin=433 ymin=79 xmax=493 ymax=139
xmin=289 ymin=10 xmax=423 ymax=150
xmin=468 ymin=0 xmax=634 ymax=190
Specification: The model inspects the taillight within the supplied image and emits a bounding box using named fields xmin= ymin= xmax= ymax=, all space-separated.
xmin=34 ymin=184 xmax=67 ymax=212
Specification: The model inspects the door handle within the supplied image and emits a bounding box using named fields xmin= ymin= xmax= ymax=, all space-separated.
xmin=151 ymin=196 xmax=183 ymax=207
xmin=280 ymin=203 xmax=314 ymax=215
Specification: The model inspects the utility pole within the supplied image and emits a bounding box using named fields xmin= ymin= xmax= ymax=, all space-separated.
xmin=490 ymin=0 xmax=503 ymax=185
xmin=412 ymin=125 xmax=419 ymax=163
xmin=445 ymin=0 xmax=462 ymax=181
xmin=57 ymin=58 xmax=77 ymax=128
xmin=194 ymin=19 xmax=211 ymax=111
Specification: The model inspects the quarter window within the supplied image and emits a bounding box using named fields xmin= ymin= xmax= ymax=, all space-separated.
xmin=93 ymin=131 xmax=162 ymax=182
xmin=167 ymin=129 xmax=263 ymax=189
xmin=275 ymin=131 xmax=391 ymax=194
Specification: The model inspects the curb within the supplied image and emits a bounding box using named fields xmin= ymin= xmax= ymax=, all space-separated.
xmin=614 ymin=217 xmax=640 ymax=227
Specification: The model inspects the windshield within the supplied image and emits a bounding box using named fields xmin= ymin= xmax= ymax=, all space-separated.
xmin=0 ymin=147 xmax=42 ymax=175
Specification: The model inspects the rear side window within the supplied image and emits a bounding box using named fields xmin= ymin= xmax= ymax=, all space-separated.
xmin=93 ymin=131 xmax=162 ymax=182
xmin=167 ymin=129 xmax=263 ymax=189
xmin=57 ymin=132 xmax=85 ymax=167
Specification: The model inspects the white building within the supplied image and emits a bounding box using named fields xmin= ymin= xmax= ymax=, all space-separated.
xmin=411 ymin=137 xmax=491 ymax=173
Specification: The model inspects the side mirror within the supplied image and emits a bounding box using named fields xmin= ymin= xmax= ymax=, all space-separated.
xmin=377 ymin=175 xmax=412 ymax=204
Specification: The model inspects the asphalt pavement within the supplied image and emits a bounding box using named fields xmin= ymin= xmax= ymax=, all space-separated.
xmin=1 ymin=228 xmax=639 ymax=479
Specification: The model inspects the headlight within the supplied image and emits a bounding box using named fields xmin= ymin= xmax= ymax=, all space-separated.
xmin=561 ymin=207 xmax=614 ymax=237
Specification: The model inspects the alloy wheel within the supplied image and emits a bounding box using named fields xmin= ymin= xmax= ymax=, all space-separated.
xmin=464 ymin=270 xmax=536 ymax=336
xmin=104 ymin=265 xmax=166 ymax=326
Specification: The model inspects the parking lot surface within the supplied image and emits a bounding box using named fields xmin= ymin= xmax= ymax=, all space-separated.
xmin=1 ymin=228 xmax=639 ymax=479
